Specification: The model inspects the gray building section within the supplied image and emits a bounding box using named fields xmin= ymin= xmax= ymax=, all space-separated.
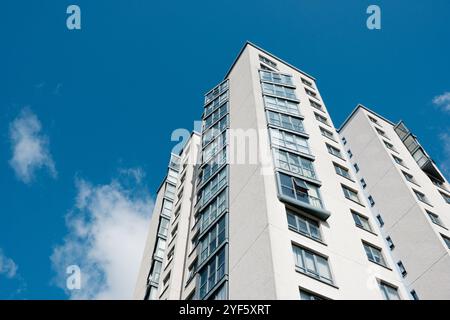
xmin=134 ymin=42 xmax=450 ymax=300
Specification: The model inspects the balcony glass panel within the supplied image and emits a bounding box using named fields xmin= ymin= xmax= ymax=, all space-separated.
xmin=279 ymin=172 xmax=323 ymax=209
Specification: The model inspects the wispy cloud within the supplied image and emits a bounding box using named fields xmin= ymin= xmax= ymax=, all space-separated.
xmin=432 ymin=92 xmax=450 ymax=113
xmin=0 ymin=249 xmax=18 ymax=279
xmin=51 ymin=169 xmax=153 ymax=300
xmin=9 ymin=108 xmax=57 ymax=184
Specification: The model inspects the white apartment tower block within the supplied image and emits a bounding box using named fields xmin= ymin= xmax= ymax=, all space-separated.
xmin=134 ymin=42 xmax=450 ymax=300
xmin=339 ymin=106 xmax=450 ymax=299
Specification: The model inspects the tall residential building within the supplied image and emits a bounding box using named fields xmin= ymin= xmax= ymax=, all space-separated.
xmin=134 ymin=42 xmax=449 ymax=300
xmin=339 ymin=105 xmax=450 ymax=300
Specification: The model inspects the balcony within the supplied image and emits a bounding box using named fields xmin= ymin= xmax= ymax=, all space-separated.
xmin=276 ymin=172 xmax=330 ymax=221
xmin=394 ymin=121 xmax=445 ymax=184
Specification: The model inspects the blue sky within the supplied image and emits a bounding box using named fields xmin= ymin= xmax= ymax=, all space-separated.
xmin=0 ymin=0 xmax=449 ymax=299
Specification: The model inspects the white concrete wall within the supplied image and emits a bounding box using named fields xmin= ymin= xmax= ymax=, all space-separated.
xmin=339 ymin=106 xmax=450 ymax=299
xmin=227 ymin=44 xmax=407 ymax=300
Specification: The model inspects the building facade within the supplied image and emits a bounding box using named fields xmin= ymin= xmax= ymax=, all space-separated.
xmin=134 ymin=42 xmax=450 ymax=300
xmin=339 ymin=105 xmax=450 ymax=300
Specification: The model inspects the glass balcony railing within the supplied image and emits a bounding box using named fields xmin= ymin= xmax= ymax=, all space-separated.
xmin=394 ymin=121 xmax=445 ymax=183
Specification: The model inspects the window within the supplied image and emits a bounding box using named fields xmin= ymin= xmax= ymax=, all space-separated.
xmin=204 ymin=93 xmax=228 ymax=115
xmin=158 ymin=217 xmax=170 ymax=237
xmin=162 ymin=272 xmax=171 ymax=290
xmin=413 ymin=190 xmax=430 ymax=204
xmin=167 ymin=246 xmax=175 ymax=262
xmin=278 ymin=173 xmax=323 ymax=209
xmin=259 ymin=55 xmax=277 ymax=69
xmin=165 ymin=183 xmax=176 ymax=199
xmin=397 ymin=261 xmax=407 ymax=277
xmin=379 ymin=282 xmax=400 ymax=300
xmin=273 ymin=149 xmax=317 ymax=180
xmin=442 ymin=234 xmax=450 ymax=249
xmin=260 ymin=70 xmax=293 ymax=86
xmin=145 ymin=285 xmax=158 ymax=300
xmin=205 ymin=80 xmax=228 ymax=105
xmin=203 ymin=102 xmax=228 ymax=130
xmin=363 ymin=242 xmax=387 ymax=267
xmin=412 ymin=147 xmax=428 ymax=167
xmin=429 ymin=175 xmax=448 ymax=191
xmin=167 ymin=169 xmax=178 ymax=184
xmin=299 ymin=289 xmax=325 ymax=300
xmin=292 ymin=245 xmax=333 ymax=284
xmin=267 ymin=110 xmax=305 ymax=133
xmin=368 ymin=116 xmax=379 ymax=125
xmin=201 ymin=148 xmax=227 ymax=184
xmin=202 ymin=132 xmax=226 ymax=163
xmin=376 ymin=128 xmax=389 ymax=139
xmin=334 ymin=163 xmax=351 ymax=179
xmin=187 ymin=260 xmax=197 ymax=282
xmin=384 ymin=141 xmax=397 ymax=152
xmin=171 ymin=223 xmax=178 ymax=238
xmin=305 ymin=88 xmax=317 ymax=98
xmin=287 ymin=210 xmax=321 ymax=241
xmin=314 ymin=113 xmax=328 ymax=125
xmin=199 ymin=217 xmax=226 ymax=263
xmin=210 ymin=284 xmax=227 ymax=300
xmin=386 ymin=236 xmax=395 ymax=250
xmin=320 ymin=127 xmax=334 ymax=140
xmin=347 ymin=149 xmax=353 ymax=158
xmin=440 ymin=192 xmax=450 ymax=204
xmin=260 ymin=63 xmax=274 ymax=71
xmin=405 ymin=135 xmax=420 ymax=154
xmin=301 ymin=78 xmax=313 ymax=87
xmin=353 ymin=163 xmax=360 ymax=172
xmin=360 ymin=178 xmax=367 ymax=188
xmin=148 ymin=260 xmax=162 ymax=284
xmin=392 ymin=155 xmax=406 ymax=166
xmin=161 ymin=199 xmax=173 ymax=217
xmin=427 ymin=210 xmax=445 ymax=228
xmin=262 ymin=83 xmax=297 ymax=100
xmin=177 ymin=187 xmax=184 ymax=202
xmin=352 ymin=211 xmax=372 ymax=232
xmin=199 ymin=190 xmax=227 ymax=233
xmin=326 ymin=144 xmax=343 ymax=158
xmin=342 ymin=137 xmax=347 ymax=145
xmin=342 ymin=185 xmax=361 ymax=204
xmin=410 ymin=290 xmax=419 ymax=300
xmin=402 ymin=171 xmax=417 ymax=185
xmin=376 ymin=214 xmax=384 ymax=227
xmin=199 ymin=248 xmax=226 ymax=299
xmin=270 ymin=129 xmax=310 ymax=155
xmin=173 ymin=206 xmax=181 ymax=220
xmin=154 ymin=238 xmax=166 ymax=259
xmin=204 ymin=100 xmax=228 ymax=121
xmin=199 ymin=168 xmax=227 ymax=207
xmin=169 ymin=154 xmax=181 ymax=171
xmin=202 ymin=116 xmax=228 ymax=146
xmin=310 ymin=99 xmax=323 ymax=111
xmin=264 ymin=96 xmax=300 ymax=115
xmin=368 ymin=196 xmax=375 ymax=207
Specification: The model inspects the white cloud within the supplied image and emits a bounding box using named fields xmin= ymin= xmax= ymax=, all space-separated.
xmin=0 ymin=249 xmax=18 ymax=279
xmin=433 ymin=92 xmax=450 ymax=113
xmin=9 ymin=108 xmax=57 ymax=184
xmin=51 ymin=170 xmax=153 ymax=300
